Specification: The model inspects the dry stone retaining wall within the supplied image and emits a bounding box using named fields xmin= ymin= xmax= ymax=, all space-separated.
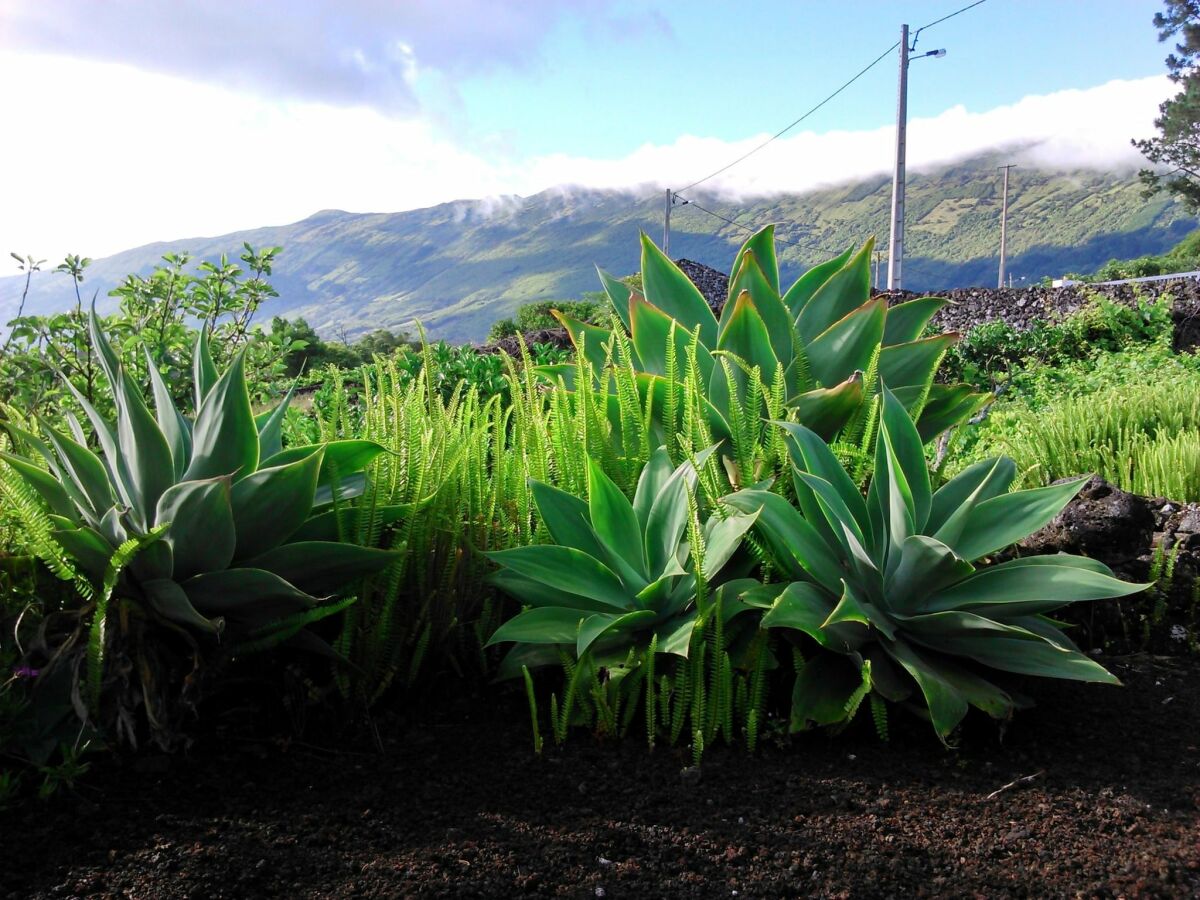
xmin=483 ymin=260 xmax=1200 ymax=353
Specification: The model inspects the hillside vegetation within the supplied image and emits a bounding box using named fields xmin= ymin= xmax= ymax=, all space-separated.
xmin=1 ymin=155 xmax=1191 ymax=343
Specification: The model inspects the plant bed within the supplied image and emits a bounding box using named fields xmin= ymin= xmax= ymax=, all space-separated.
xmin=3 ymin=653 xmax=1197 ymax=899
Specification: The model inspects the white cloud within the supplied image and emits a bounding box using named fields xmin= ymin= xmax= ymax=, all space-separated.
xmin=0 ymin=48 xmax=1175 ymax=263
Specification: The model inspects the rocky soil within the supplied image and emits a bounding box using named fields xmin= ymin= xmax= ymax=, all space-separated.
xmin=4 ymin=653 xmax=1198 ymax=899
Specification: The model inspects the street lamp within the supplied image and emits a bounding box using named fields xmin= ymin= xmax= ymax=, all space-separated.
xmin=886 ymin=26 xmax=946 ymax=292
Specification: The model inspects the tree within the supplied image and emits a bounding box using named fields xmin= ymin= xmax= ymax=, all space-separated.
xmin=1135 ymin=1 xmax=1200 ymax=210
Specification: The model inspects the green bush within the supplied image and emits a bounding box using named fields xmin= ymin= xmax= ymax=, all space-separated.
xmin=728 ymin=387 xmax=1144 ymax=743
xmin=0 ymin=314 xmax=396 ymax=751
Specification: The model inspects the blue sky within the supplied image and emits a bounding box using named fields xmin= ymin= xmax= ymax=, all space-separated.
xmin=0 ymin=0 xmax=1180 ymax=260
xmin=450 ymin=0 xmax=1168 ymax=158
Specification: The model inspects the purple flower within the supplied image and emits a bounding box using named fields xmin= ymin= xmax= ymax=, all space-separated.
xmin=12 ymin=666 xmax=40 ymax=679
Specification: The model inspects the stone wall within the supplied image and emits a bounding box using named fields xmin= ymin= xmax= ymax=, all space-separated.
xmin=483 ymin=261 xmax=1200 ymax=353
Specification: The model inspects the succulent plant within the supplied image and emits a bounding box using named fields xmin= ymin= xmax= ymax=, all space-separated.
xmin=486 ymin=447 xmax=759 ymax=677
xmin=546 ymin=228 xmax=987 ymax=452
xmin=723 ymin=385 xmax=1148 ymax=742
xmin=0 ymin=312 xmax=399 ymax=646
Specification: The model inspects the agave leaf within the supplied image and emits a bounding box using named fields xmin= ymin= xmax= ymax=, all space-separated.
xmin=52 ymin=526 xmax=112 ymax=580
xmin=0 ymin=451 xmax=76 ymax=518
xmin=761 ymin=581 xmax=840 ymax=647
xmin=885 ymin=534 xmax=975 ymax=614
xmin=489 ymin=569 xmax=621 ymax=614
xmin=924 ymin=555 xmax=1149 ymax=617
xmin=777 ymin=420 xmax=871 ymax=532
xmin=875 ymin=384 xmax=931 ymax=530
xmin=644 ymin=452 xmax=705 ymax=576
xmin=878 ymin=333 xmax=959 ymax=390
xmin=40 ymin=422 xmax=116 ymax=522
xmin=230 ymin=447 xmax=324 ymax=560
xmin=596 ymin=265 xmax=634 ymax=333
xmin=255 ymin=380 xmax=298 ymax=462
xmin=554 ymin=310 xmax=613 ymax=381
xmin=144 ymin=348 xmax=192 ymax=479
xmin=884 ymin=638 xmax=1012 ymax=742
xmin=261 ymin=439 xmax=386 ymax=485
xmin=184 ymin=352 xmax=258 ymax=482
xmin=723 ymin=252 xmax=793 ymax=367
xmin=883 ymin=297 xmax=949 ymax=345
xmin=486 ymin=606 xmax=588 ymax=646
xmin=155 ymin=475 xmax=236 ymax=581
xmin=945 ymin=477 xmax=1088 ymax=561
xmin=628 ymin=294 xmax=675 ymax=377
xmin=727 ymin=225 xmax=780 ymax=300
xmin=796 ymin=238 xmax=874 ymax=344
xmin=242 ymin=541 xmax=399 ymax=597
xmin=577 ymin=609 xmax=657 ymax=657
xmin=701 ymin=508 xmax=758 ymax=580
xmin=586 ymin=457 xmax=646 ymax=582
xmin=97 ymin=504 xmax=128 ymax=546
xmin=653 ymin=610 xmax=698 ymax=656
xmin=193 ymin=326 xmax=218 ymax=410
xmin=533 ymin=363 xmax=577 ymax=390
xmin=789 ymin=653 xmax=863 ymax=732
xmin=312 ymin=473 xmax=368 ymax=506
xmin=530 ymin=479 xmax=606 ymax=558
xmin=927 ymin=456 xmax=1016 ymax=535
xmin=785 ymin=373 xmax=864 ymax=441
xmin=485 ymin=545 xmax=631 ymax=610
xmin=781 ymin=248 xmax=853 ymax=320
xmin=181 ymin=567 xmax=315 ymax=615
xmin=86 ymin=307 xmax=122 ymax=389
xmin=911 ymin=383 xmax=990 ymax=442
xmin=806 ymin=297 xmax=887 ymax=387
xmin=902 ymin=611 xmax=1121 ymax=684
xmin=632 ymin=447 xmax=673 ymax=530
xmin=58 ymin=378 xmax=137 ymax=513
xmin=639 ymin=231 xmax=718 ymax=345
xmin=112 ymin=364 xmax=177 ymax=526
xmin=722 ymin=489 xmax=844 ymax=591
xmin=142 ymin=577 xmax=223 ymax=634
xmin=716 ymin=291 xmax=781 ymax=400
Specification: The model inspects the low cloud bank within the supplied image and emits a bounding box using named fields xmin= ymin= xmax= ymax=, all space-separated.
xmin=0 ymin=50 xmax=1174 ymax=262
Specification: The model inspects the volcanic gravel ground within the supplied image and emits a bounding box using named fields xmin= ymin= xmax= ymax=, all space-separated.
xmin=3 ymin=654 xmax=1198 ymax=899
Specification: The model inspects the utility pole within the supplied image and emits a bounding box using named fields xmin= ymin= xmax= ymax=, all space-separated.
xmin=997 ymin=164 xmax=1016 ymax=289
xmin=887 ymin=24 xmax=909 ymax=291
xmin=664 ymin=188 xmax=672 ymax=257
xmin=887 ymin=30 xmax=945 ymax=292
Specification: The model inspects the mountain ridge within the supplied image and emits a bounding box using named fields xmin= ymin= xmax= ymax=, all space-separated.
xmin=1 ymin=155 xmax=1192 ymax=343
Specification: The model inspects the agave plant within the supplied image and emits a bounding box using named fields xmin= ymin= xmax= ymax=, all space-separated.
xmin=0 ymin=312 xmax=399 ymax=647
xmin=486 ymin=448 xmax=759 ymax=677
xmin=723 ymin=385 xmax=1147 ymax=743
xmin=546 ymin=228 xmax=987 ymax=456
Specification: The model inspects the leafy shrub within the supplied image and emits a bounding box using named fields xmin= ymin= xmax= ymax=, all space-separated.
xmin=727 ymin=387 xmax=1145 ymax=743
xmin=0 ymin=314 xmax=397 ymax=750
xmin=486 ymin=447 xmax=757 ymax=675
xmin=1 ymin=246 xmax=301 ymax=425
xmin=551 ymin=228 xmax=985 ymax=488
xmin=941 ymin=292 xmax=1174 ymax=389
xmin=487 ymin=294 xmax=609 ymax=342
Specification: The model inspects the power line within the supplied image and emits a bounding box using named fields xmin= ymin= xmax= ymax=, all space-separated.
xmin=673 ymin=40 xmax=900 ymax=196
xmin=912 ymin=0 xmax=988 ymax=48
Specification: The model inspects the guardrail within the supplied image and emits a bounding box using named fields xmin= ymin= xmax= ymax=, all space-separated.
xmin=1053 ymin=270 xmax=1200 ymax=288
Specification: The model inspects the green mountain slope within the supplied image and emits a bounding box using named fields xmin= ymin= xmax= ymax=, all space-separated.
xmin=2 ymin=156 xmax=1193 ymax=343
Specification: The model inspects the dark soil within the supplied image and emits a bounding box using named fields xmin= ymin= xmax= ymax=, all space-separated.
xmin=4 ymin=654 xmax=1199 ymax=899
